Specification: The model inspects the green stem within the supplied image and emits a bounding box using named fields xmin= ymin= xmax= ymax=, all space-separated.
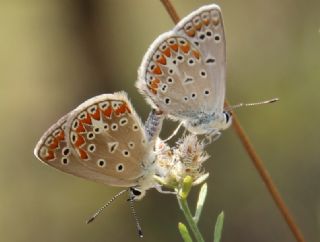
xmin=178 ymin=196 xmax=205 ymax=242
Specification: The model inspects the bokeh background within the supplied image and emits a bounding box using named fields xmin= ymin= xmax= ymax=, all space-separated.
xmin=1 ymin=0 xmax=319 ymax=241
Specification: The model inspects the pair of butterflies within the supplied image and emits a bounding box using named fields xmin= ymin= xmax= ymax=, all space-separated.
xmin=34 ymin=4 xmax=230 ymax=200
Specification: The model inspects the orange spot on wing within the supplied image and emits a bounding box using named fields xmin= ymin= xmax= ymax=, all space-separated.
xmin=90 ymin=108 xmax=101 ymax=120
xmin=192 ymin=50 xmax=200 ymax=60
xmin=44 ymin=150 xmax=55 ymax=161
xmin=203 ymin=19 xmax=210 ymax=25
xmin=194 ymin=22 xmax=202 ymax=30
xmin=49 ymin=138 xmax=59 ymax=149
xmin=103 ymin=106 xmax=113 ymax=118
xmin=78 ymin=148 xmax=88 ymax=160
xmin=74 ymin=134 xmax=85 ymax=148
xmin=152 ymin=65 xmax=162 ymax=75
xmin=169 ymin=43 xmax=178 ymax=52
xmin=157 ymin=55 xmax=167 ymax=65
xmin=115 ymin=103 xmax=130 ymax=116
xmin=186 ymin=29 xmax=196 ymax=37
xmin=162 ymin=47 xmax=171 ymax=57
xmin=76 ymin=122 xmax=85 ymax=133
xmin=180 ymin=43 xmax=190 ymax=53
xmin=81 ymin=114 xmax=92 ymax=125
xmin=55 ymin=130 xmax=65 ymax=141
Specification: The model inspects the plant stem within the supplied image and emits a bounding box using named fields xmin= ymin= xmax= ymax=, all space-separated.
xmin=159 ymin=1 xmax=306 ymax=242
xmin=178 ymin=196 xmax=205 ymax=242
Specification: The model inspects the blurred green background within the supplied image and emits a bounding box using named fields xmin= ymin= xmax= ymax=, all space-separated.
xmin=1 ymin=0 xmax=319 ymax=241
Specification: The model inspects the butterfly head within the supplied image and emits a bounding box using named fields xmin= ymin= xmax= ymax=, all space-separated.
xmin=183 ymin=111 xmax=232 ymax=135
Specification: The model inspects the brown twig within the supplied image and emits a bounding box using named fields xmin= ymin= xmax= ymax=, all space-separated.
xmin=159 ymin=1 xmax=306 ymax=242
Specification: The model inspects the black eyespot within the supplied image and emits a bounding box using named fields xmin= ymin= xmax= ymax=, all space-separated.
xmin=188 ymin=59 xmax=194 ymax=65
xmin=214 ymin=35 xmax=220 ymax=41
xmin=173 ymin=60 xmax=177 ymax=65
xmin=62 ymin=157 xmax=68 ymax=165
xmin=94 ymin=127 xmax=100 ymax=133
xmin=88 ymin=144 xmax=95 ymax=152
xmin=206 ymin=58 xmax=215 ymax=64
xmin=177 ymin=55 xmax=183 ymax=60
xmin=194 ymin=41 xmax=199 ymax=46
xmin=184 ymin=96 xmax=188 ymax=101
xmin=204 ymin=90 xmax=210 ymax=95
xmin=168 ymin=69 xmax=174 ymax=74
xmin=87 ymin=132 xmax=94 ymax=139
xmin=116 ymin=164 xmax=124 ymax=172
xmin=200 ymin=70 xmax=207 ymax=77
xmin=97 ymin=159 xmax=106 ymax=167
xmin=62 ymin=148 xmax=70 ymax=156
xmin=101 ymin=103 xmax=107 ymax=108
xmin=199 ymin=34 xmax=205 ymax=40
xmin=191 ymin=93 xmax=196 ymax=98
xmin=206 ymin=30 xmax=212 ymax=37
xmin=167 ymin=77 xmax=173 ymax=83
xmin=165 ymin=98 xmax=171 ymax=104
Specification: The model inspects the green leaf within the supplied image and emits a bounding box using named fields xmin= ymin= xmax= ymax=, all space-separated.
xmin=193 ymin=183 xmax=207 ymax=224
xmin=178 ymin=222 xmax=193 ymax=242
xmin=213 ymin=211 xmax=224 ymax=242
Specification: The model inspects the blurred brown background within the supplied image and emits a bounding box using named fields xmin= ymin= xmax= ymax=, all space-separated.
xmin=1 ymin=0 xmax=319 ymax=241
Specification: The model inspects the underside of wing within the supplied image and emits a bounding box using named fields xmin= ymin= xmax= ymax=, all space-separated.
xmin=34 ymin=115 xmax=131 ymax=186
xmin=137 ymin=4 xmax=226 ymax=120
xmin=65 ymin=92 xmax=154 ymax=187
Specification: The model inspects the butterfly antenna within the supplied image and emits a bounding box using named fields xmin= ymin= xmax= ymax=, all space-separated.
xmin=225 ymin=98 xmax=279 ymax=112
xmin=128 ymin=197 xmax=143 ymax=238
xmin=86 ymin=189 xmax=128 ymax=224
xmin=163 ymin=122 xmax=184 ymax=142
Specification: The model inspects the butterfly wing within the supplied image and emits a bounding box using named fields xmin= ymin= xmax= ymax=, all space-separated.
xmin=34 ymin=115 xmax=121 ymax=186
xmin=137 ymin=4 xmax=226 ymax=121
xmin=65 ymin=92 xmax=154 ymax=187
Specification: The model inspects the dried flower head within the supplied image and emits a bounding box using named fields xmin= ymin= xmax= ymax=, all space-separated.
xmin=155 ymin=135 xmax=210 ymax=188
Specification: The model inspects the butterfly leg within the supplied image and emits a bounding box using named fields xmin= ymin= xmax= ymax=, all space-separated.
xmin=144 ymin=109 xmax=164 ymax=142
xmin=155 ymin=185 xmax=177 ymax=195
xmin=163 ymin=122 xmax=184 ymax=142
xmin=202 ymin=130 xmax=221 ymax=146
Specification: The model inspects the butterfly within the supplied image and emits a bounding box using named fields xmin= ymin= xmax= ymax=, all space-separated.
xmin=136 ymin=4 xmax=232 ymax=137
xmin=34 ymin=92 xmax=164 ymax=201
